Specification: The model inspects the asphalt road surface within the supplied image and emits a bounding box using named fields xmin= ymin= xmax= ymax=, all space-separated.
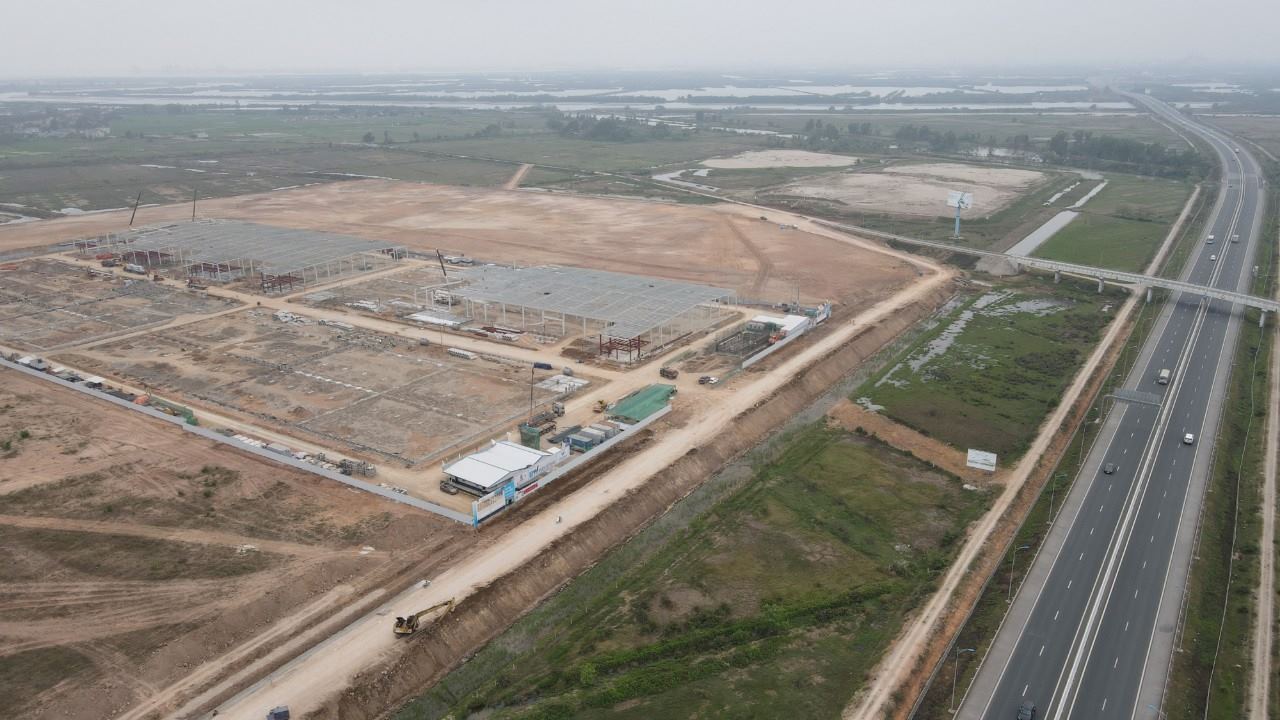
xmin=957 ymin=97 xmax=1267 ymax=720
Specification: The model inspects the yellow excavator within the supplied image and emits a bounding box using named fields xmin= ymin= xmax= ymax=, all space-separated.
xmin=393 ymin=598 xmax=454 ymax=637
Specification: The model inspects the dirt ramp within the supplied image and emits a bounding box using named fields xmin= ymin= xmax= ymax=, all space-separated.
xmin=305 ymin=282 xmax=955 ymax=720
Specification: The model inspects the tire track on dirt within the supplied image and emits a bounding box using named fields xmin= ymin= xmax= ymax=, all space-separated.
xmin=725 ymin=217 xmax=773 ymax=297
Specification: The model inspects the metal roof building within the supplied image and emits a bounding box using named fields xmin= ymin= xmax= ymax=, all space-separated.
xmin=452 ymin=266 xmax=734 ymax=362
xmin=92 ymin=219 xmax=405 ymax=292
xmin=442 ymin=440 xmax=568 ymax=496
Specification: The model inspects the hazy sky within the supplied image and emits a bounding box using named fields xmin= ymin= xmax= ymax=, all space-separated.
xmin=5 ymin=0 xmax=1278 ymax=77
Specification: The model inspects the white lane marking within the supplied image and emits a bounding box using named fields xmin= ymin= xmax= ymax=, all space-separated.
xmin=1124 ymin=621 xmax=1130 ymax=632
xmin=1068 ymin=580 xmax=1073 ymax=589
xmin=1079 ymin=552 xmax=1085 ymax=561
xmin=1040 ymin=645 xmax=1045 ymax=657
xmin=1054 ymin=610 xmax=1060 ymax=621
xmin=1023 ymin=684 xmax=1029 ymax=697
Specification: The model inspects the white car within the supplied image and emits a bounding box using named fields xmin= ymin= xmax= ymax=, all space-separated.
xmin=1184 ymin=433 xmax=1195 ymax=445
xmin=1210 ymin=254 xmax=1218 ymax=262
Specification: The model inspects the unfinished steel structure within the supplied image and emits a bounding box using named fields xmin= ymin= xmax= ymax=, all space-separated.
xmin=451 ymin=266 xmax=734 ymax=362
xmin=93 ymin=220 xmax=406 ymax=291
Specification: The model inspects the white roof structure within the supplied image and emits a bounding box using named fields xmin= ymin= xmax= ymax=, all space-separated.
xmin=443 ymin=440 xmax=554 ymax=491
xmin=751 ymin=314 xmax=809 ymax=333
xmin=454 ymin=265 xmax=732 ymax=340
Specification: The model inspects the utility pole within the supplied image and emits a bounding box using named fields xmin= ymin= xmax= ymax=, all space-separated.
xmin=128 ymin=191 xmax=142 ymax=226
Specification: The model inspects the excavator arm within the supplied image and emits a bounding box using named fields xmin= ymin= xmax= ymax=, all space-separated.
xmin=393 ymin=598 xmax=455 ymax=636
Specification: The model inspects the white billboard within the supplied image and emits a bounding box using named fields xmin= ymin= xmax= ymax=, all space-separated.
xmin=946 ymin=191 xmax=974 ymax=209
xmin=966 ymin=449 xmax=997 ymax=472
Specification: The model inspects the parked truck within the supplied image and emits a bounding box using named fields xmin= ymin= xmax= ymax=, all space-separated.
xmin=659 ymin=367 xmax=679 ymax=380
xmin=123 ymin=263 xmax=147 ymax=275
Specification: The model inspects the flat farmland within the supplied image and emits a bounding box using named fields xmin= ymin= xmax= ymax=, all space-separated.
xmin=53 ymin=310 xmax=561 ymax=466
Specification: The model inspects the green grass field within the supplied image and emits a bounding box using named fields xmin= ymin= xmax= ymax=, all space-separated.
xmin=395 ymin=427 xmax=988 ymax=720
xmin=854 ymin=278 xmax=1119 ymax=462
xmin=422 ymin=134 xmax=767 ymax=172
xmin=718 ymin=111 xmax=1187 ymax=147
xmin=1033 ymin=214 xmax=1168 ymax=271
xmin=1032 ymin=173 xmax=1193 ymax=272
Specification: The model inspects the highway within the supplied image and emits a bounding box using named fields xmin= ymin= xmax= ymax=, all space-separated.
xmin=957 ymin=96 xmax=1267 ymax=720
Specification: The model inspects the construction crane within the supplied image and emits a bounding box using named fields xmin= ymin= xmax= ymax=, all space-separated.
xmin=393 ymin=598 xmax=454 ymax=637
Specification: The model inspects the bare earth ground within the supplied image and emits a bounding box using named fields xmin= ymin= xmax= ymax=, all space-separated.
xmin=781 ymin=161 xmax=1046 ymax=219
xmin=0 ymin=179 xmax=913 ymax=308
xmin=701 ymin=149 xmax=860 ymax=168
xmin=53 ymin=309 xmax=558 ymax=468
xmin=0 ymin=368 xmax=472 ymax=720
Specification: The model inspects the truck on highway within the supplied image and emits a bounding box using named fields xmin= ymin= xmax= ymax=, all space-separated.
xmin=1157 ymin=368 xmax=1171 ymax=385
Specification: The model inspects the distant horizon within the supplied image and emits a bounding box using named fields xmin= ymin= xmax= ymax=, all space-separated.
xmin=5 ymin=0 xmax=1278 ymax=78
xmin=0 ymin=63 xmax=1277 ymax=83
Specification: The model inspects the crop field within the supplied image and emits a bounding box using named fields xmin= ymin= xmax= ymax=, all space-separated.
xmin=53 ymin=309 xmax=561 ymax=469
xmin=0 ymin=258 xmax=240 ymax=351
xmin=0 ymin=367 xmax=470 ymax=720
xmin=1033 ymin=173 xmax=1193 ymax=272
xmin=854 ymin=278 xmax=1118 ymax=462
xmin=396 ymin=425 xmax=989 ymax=720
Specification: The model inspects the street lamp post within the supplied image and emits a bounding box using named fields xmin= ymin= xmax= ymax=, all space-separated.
xmin=1048 ymin=473 xmax=1066 ymax=523
xmin=1008 ymin=544 xmax=1031 ymax=603
xmin=950 ymin=647 xmax=977 ymax=712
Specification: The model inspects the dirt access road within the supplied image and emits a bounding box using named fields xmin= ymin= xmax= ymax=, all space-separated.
xmin=131 ymin=212 xmax=949 ymax=720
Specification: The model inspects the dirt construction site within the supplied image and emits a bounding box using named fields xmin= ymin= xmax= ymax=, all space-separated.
xmin=54 ymin=310 xmax=565 ymax=469
xmin=0 ymin=178 xmax=957 ymax=720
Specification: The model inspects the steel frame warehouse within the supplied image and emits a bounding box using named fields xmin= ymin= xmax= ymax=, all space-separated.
xmin=94 ymin=220 xmax=406 ymax=289
xmin=452 ymin=265 xmax=734 ymax=361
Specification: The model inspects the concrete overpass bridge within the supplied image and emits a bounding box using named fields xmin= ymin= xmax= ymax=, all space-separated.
xmin=816 ymin=220 xmax=1280 ymax=313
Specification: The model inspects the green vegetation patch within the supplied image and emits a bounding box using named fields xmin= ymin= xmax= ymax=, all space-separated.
xmin=396 ymin=427 xmax=988 ymax=720
xmin=1033 ymin=214 xmax=1168 ymax=272
xmin=854 ymin=278 xmax=1117 ymax=461
xmin=1033 ymin=173 xmax=1192 ymax=272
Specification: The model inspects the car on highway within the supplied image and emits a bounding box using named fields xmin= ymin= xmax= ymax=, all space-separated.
xmin=1207 ymin=234 xmax=1215 ymax=244
xmin=1184 ymin=433 xmax=1196 ymax=445
xmin=1017 ymin=701 xmax=1036 ymax=720
xmin=1210 ymin=254 xmax=1218 ymax=262
xmin=1103 ymin=462 xmax=1116 ymax=475
xmin=1232 ymin=234 xmax=1240 ymax=243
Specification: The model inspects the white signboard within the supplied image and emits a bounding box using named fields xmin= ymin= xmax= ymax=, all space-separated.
xmin=947 ymin=191 xmax=974 ymax=209
xmin=966 ymin=449 xmax=998 ymax=472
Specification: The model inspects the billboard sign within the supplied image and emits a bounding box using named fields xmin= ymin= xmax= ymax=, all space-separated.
xmin=966 ymin=449 xmax=997 ymax=472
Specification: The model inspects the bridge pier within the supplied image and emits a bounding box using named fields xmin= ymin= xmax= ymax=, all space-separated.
xmin=1054 ymin=270 xmax=1061 ymax=284
xmin=1261 ymin=310 xmax=1267 ymax=328
xmin=1146 ymin=286 xmax=1153 ymax=303
xmin=1097 ymin=277 xmax=1104 ymax=294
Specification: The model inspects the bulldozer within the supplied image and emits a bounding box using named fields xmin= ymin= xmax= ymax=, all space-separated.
xmin=393 ymin=598 xmax=455 ymax=637
xmin=593 ymin=399 xmax=609 ymax=413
